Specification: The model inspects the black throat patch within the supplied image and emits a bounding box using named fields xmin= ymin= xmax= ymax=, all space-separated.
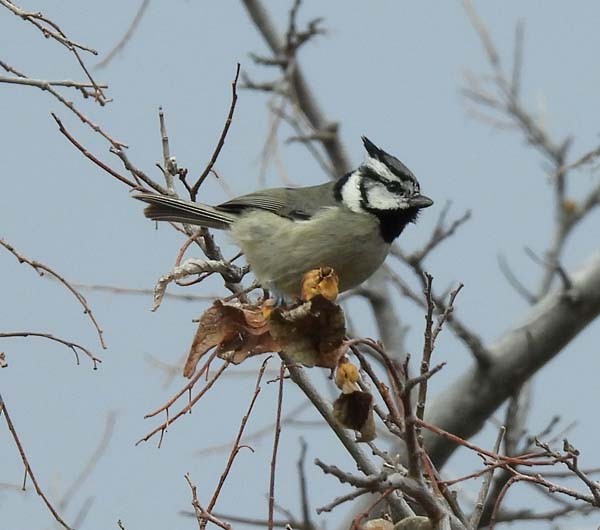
xmin=366 ymin=208 xmax=420 ymax=243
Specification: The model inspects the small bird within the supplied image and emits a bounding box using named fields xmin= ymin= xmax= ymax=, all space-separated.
xmin=134 ymin=137 xmax=433 ymax=297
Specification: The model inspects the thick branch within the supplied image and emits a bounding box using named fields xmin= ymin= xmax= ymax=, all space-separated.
xmin=425 ymin=252 xmax=600 ymax=466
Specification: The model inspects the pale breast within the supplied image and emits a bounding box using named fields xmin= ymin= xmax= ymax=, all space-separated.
xmin=229 ymin=207 xmax=389 ymax=296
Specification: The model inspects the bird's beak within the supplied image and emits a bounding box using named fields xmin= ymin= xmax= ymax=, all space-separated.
xmin=408 ymin=194 xmax=434 ymax=209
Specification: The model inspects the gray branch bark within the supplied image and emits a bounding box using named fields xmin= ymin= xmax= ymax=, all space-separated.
xmin=425 ymin=251 xmax=600 ymax=465
xmin=241 ymin=0 xmax=600 ymax=471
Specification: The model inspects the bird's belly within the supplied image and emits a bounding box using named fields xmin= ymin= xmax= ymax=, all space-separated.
xmin=229 ymin=209 xmax=389 ymax=296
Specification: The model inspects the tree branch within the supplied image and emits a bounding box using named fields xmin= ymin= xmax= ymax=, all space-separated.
xmin=425 ymin=252 xmax=600 ymax=466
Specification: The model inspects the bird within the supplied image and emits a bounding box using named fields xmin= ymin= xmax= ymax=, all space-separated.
xmin=134 ymin=136 xmax=433 ymax=298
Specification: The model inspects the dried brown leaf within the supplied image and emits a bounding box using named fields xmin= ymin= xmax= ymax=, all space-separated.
xmin=335 ymin=357 xmax=360 ymax=394
xmin=183 ymin=301 xmax=273 ymax=377
xmin=268 ymin=295 xmax=346 ymax=368
xmin=333 ymin=390 xmax=376 ymax=442
xmin=301 ymin=266 xmax=339 ymax=301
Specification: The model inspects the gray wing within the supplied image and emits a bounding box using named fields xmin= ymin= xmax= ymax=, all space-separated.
xmin=216 ymin=181 xmax=338 ymax=220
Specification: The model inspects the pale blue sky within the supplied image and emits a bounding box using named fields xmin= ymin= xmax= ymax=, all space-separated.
xmin=1 ymin=2 xmax=599 ymax=529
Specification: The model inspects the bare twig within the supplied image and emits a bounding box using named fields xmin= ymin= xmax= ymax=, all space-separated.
xmin=498 ymin=254 xmax=537 ymax=304
xmin=185 ymin=512 xmax=303 ymax=529
xmin=296 ymin=438 xmax=315 ymax=530
xmin=69 ymin=281 xmax=216 ymax=302
xmin=0 ymin=75 xmax=106 ymax=89
xmin=157 ymin=106 xmax=177 ymax=193
xmin=316 ymin=487 xmax=370 ymax=514
xmin=59 ymin=411 xmax=117 ymax=510
xmin=314 ymin=460 xmax=448 ymax=526
xmin=185 ymin=474 xmax=232 ymax=530
xmin=136 ymin=358 xmax=229 ymax=446
xmin=469 ymin=426 xmax=505 ymax=529
xmin=268 ymin=362 xmax=286 ymax=530
xmin=400 ymin=366 xmax=423 ymax=481
xmin=0 ymin=332 xmax=101 ymax=368
xmin=1 ymin=61 xmax=119 ymax=145
xmin=196 ymin=401 xmax=311 ymax=456
xmin=95 ymin=0 xmax=150 ymax=69
xmin=241 ymin=0 xmax=351 ymax=175
xmin=0 ymin=392 xmax=72 ymax=530
xmin=0 ymin=1 xmax=96 ymax=53
xmin=417 ymin=273 xmax=435 ymax=423
xmin=0 ymin=0 xmax=106 ymax=102
xmin=110 ymin=146 xmax=169 ymax=194
xmin=403 ymin=205 xmax=471 ymax=265
xmin=385 ymin=264 xmax=489 ymax=365
xmin=51 ymin=113 xmax=139 ymax=189
xmin=1 ymin=237 xmax=106 ymax=350
xmin=191 ymin=63 xmax=241 ymax=199
xmin=203 ymin=358 xmax=271 ymax=525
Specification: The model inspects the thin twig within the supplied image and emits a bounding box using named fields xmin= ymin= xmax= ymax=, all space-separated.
xmin=143 ymin=350 xmax=219 ymax=419
xmin=268 ymin=361 xmax=286 ymax=530
xmin=0 ymin=332 xmax=101 ymax=368
xmin=95 ymin=0 xmax=150 ymax=69
xmin=136 ymin=359 xmax=229 ymax=446
xmin=195 ymin=401 xmax=310 ymax=456
xmin=202 ymin=358 xmax=272 ymax=526
xmin=51 ymin=113 xmax=138 ymax=189
xmin=417 ymin=273 xmax=435 ymax=423
xmin=469 ymin=426 xmax=506 ymax=529
xmin=316 ymin=487 xmax=370 ymax=514
xmin=59 ymin=411 xmax=117 ymax=510
xmin=0 ymin=1 xmax=106 ymax=103
xmin=0 ymin=76 xmax=107 ymax=89
xmin=69 ymin=281 xmax=217 ymax=302
xmin=1 ymin=237 xmax=106 ymax=350
xmin=185 ymin=474 xmax=232 ymax=530
xmin=0 ymin=392 xmax=72 ymax=530
xmin=296 ymin=438 xmax=314 ymax=530
xmin=497 ymin=254 xmax=537 ymax=304
xmin=191 ymin=63 xmax=241 ymax=199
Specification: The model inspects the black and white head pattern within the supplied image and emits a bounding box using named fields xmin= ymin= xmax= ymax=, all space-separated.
xmin=335 ymin=137 xmax=433 ymax=243
xmin=340 ymin=136 xmax=422 ymax=214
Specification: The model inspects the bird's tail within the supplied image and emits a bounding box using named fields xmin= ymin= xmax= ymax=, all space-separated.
xmin=133 ymin=193 xmax=235 ymax=230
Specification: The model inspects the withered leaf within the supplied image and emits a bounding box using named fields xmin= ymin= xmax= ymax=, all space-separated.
xmin=333 ymin=390 xmax=376 ymax=442
xmin=183 ymin=300 xmax=276 ymax=377
xmin=335 ymin=357 xmax=360 ymax=394
xmin=300 ymin=267 xmax=339 ymax=301
xmin=268 ymin=295 xmax=346 ymax=368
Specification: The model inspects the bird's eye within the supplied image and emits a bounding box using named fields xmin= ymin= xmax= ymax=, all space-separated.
xmin=386 ymin=181 xmax=402 ymax=193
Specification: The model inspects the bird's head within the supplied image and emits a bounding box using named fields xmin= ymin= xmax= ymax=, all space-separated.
xmin=338 ymin=136 xmax=432 ymax=213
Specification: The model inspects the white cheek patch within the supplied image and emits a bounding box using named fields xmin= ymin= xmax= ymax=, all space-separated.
xmin=363 ymin=156 xmax=399 ymax=182
xmin=340 ymin=171 xmax=363 ymax=213
xmin=366 ymin=184 xmax=409 ymax=211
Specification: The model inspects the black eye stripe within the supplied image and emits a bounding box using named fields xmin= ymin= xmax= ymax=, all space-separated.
xmin=362 ymin=167 xmax=411 ymax=194
xmin=362 ymin=168 xmax=399 ymax=186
